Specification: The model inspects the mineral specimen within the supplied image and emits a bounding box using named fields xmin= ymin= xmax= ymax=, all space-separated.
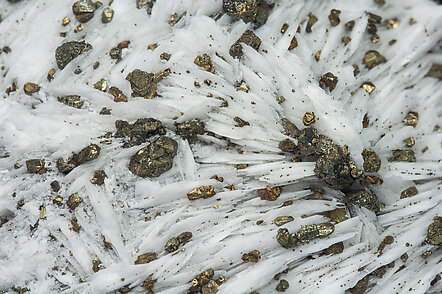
xmin=349 ymin=276 xmax=369 ymax=294
xmin=404 ymin=111 xmax=419 ymax=127
xmin=361 ymin=148 xmax=381 ymax=172
xmin=126 ymin=69 xmax=157 ymax=99
xmin=135 ymin=252 xmax=157 ymax=264
xmin=328 ymin=9 xmax=341 ymax=26
xmin=297 ymin=127 xmax=320 ymax=156
xmin=50 ymin=180 xmax=60 ymax=192
xmin=306 ymin=13 xmax=318 ymax=33
xmin=319 ymin=72 xmax=339 ymax=92
xmin=165 ymin=237 xmax=180 ymax=253
xmin=344 ymin=190 xmax=383 ymax=212
xmin=55 ymin=41 xmax=92 ymax=70
xmin=274 ymin=216 xmax=294 ymax=226
xmin=57 ymin=95 xmax=84 ymax=108
xmin=102 ymin=7 xmax=114 ymax=23
xmin=177 ymin=231 xmax=193 ymax=243
xmin=109 ymin=86 xmax=127 ymax=102
xmin=115 ymin=118 xmax=166 ymax=147
xmin=281 ymin=118 xmax=300 ymax=138
xmin=66 ymin=193 xmax=83 ymax=210
xmin=328 ymin=208 xmax=348 ymax=223
xmin=23 ymin=83 xmax=40 ymax=95
xmin=93 ymin=79 xmax=108 ymax=92
xmin=400 ymin=186 xmax=418 ymax=199
xmin=90 ymin=170 xmax=106 ymax=185
xmin=425 ymin=216 xmax=441 ymax=246
xmin=241 ymin=250 xmax=261 ymax=263
xmin=229 ymin=30 xmax=261 ymax=58
xmin=175 ymin=120 xmax=205 ymax=143
xmin=72 ymin=0 xmax=96 ymax=23
xmin=363 ymin=50 xmax=386 ymax=69
xmin=276 ymin=228 xmax=298 ymax=248
xmin=258 ymin=186 xmax=282 ymax=201
xmin=325 ymin=242 xmax=344 ymax=255
xmin=388 ymin=150 xmax=416 ymax=162
xmin=302 ymin=112 xmax=316 ymax=126
xmin=187 ymin=186 xmax=216 ymax=200
xmin=128 ymin=136 xmax=178 ymax=177
xmin=223 ymin=0 xmax=257 ymax=23
xmin=276 ymin=279 xmax=289 ymax=292
xmin=425 ymin=64 xmax=442 ymax=79
xmin=278 ymin=139 xmax=297 ymax=152
xmin=26 ymin=159 xmax=47 ymax=174
xmin=314 ymin=144 xmax=358 ymax=190
xmin=234 ymin=117 xmax=250 ymax=127
xmin=56 ymin=144 xmax=101 ymax=174
xmin=296 ymin=223 xmax=335 ymax=243
xmin=194 ymin=54 xmax=215 ymax=73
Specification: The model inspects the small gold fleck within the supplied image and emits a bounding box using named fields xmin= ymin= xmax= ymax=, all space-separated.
xmin=93 ymin=79 xmax=108 ymax=92
xmin=342 ymin=35 xmax=351 ymax=45
xmin=14 ymin=163 xmax=21 ymax=169
xmin=403 ymin=137 xmax=415 ymax=147
xmin=77 ymin=24 xmax=83 ymax=31
xmin=329 ymin=208 xmax=348 ymax=223
xmin=242 ymin=250 xmax=261 ymax=263
xmin=315 ymin=50 xmax=321 ymax=61
xmin=236 ymin=163 xmax=248 ymax=169
xmin=404 ymin=112 xmax=418 ymax=127
xmin=386 ymin=18 xmax=400 ymax=29
xmin=400 ymin=186 xmax=418 ymax=199
xmin=62 ymin=17 xmax=70 ymax=26
xmin=362 ymin=113 xmax=369 ymax=128
xmin=345 ymin=20 xmax=355 ymax=31
xmin=187 ymin=185 xmax=216 ymax=201
xmin=47 ymin=68 xmax=56 ymax=82
xmin=363 ymin=50 xmax=387 ymax=69
xmin=235 ymin=80 xmax=250 ymax=92
xmin=319 ymin=72 xmax=339 ymax=92
xmin=328 ymin=9 xmax=341 ymax=26
xmin=409 ymin=18 xmax=416 ymax=25
xmin=306 ymin=13 xmax=318 ymax=33
xmin=23 ymin=83 xmax=40 ymax=95
xmin=277 ymin=95 xmax=286 ymax=103
xmin=302 ymin=112 xmax=316 ymax=126
xmin=39 ymin=206 xmax=46 ymax=219
xmin=258 ymin=186 xmax=282 ymax=201
xmin=213 ymin=205 xmax=219 ymax=209
xmin=353 ymin=64 xmax=360 ymax=76
xmin=370 ymin=34 xmax=380 ymax=43
xmin=147 ymin=43 xmax=158 ymax=50
xmin=281 ymin=23 xmax=289 ymax=34
xmin=288 ymin=36 xmax=298 ymax=50
xmin=92 ymin=259 xmax=101 ymax=273
xmin=362 ymin=82 xmax=375 ymax=94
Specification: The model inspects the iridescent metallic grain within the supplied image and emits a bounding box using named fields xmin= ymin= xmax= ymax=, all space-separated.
xmin=115 ymin=118 xmax=165 ymax=147
xmin=344 ymin=190 xmax=383 ymax=212
xmin=187 ymin=186 xmax=216 ymax=201
xmin=258 ymin=186 xmax=282 ymax=201
xmin=361 ymin=148 xmax=381 ymax=172
xmin=129 ymin=136 xmax=178 ymax=178
xmin=296 ymin=223 xmax=335 ymax=243
xmin=55 ymin=41 xmax=92 ymax=70
xmin=126 ymin=69 xmax=157 ymax=99
xmin=26 ymin=159 xmax=47 ymax=174
xmin=319 ymin=72 xmax=339 ymax=92
xmin=425 ymin=216 xmax=441 ymax=246
xmin=363 ymin=50 xmax=386 ymax=69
